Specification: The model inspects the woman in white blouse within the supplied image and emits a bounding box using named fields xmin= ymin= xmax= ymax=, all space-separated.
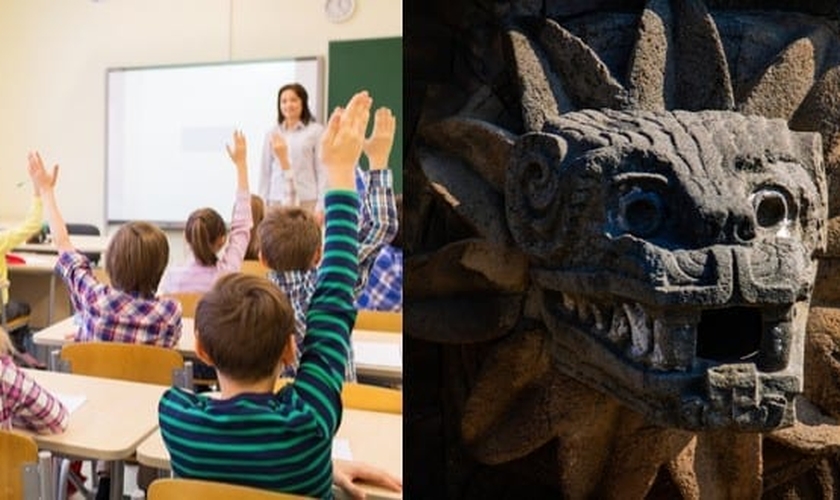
xmin=258 ymin=83 xmax=325 ymax=214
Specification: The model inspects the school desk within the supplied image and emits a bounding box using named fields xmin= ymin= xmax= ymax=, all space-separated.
xmin=21 ymin=369 xmax=167 ymax=500
xmin=136 ymin=407 xmax=403 ymax=500
xmin=7 ymin=252 xmax=71 ymax=327
xmin=13 ymin=234 xmax=111 ymax=255
xmin=33 ymin=317 xmax=403 ymax=383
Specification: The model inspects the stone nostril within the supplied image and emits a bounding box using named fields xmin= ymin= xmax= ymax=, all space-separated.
xmin=735 ymin=219 xmax=756 ymax=242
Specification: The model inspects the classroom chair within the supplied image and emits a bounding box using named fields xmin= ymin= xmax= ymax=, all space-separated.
xmin=240 ymin=259 xmax=270 ymax=277
xmin=354 ymin=310 xmax=401 ymax=333
xmin=147 ymin=478 xmax=314 ymax=500
xmin=0 ymin=430 xmax=45 ymax=500
xmin=66 ymin=223 xmax=102 ymax=265
xmin=58 ymin=342 xmax=188 ymax=386
xmin=54 ymin=343 xmax=191 ymax=500
xmin=273 ymin=379 xmax=402 ymax=414
xmin=159 ymin=291 xmax=218 ymax=389
xmin=161 ymin=291 xmax=203 ymax=318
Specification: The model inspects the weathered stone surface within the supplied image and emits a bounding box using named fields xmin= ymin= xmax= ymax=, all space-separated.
xmin=406 ymin=239 xmax=529 ymax=298
xmin=804 ymin=307 xmax=840 ymax=418
xmin=822 ymin=215 xmax=840 ymax=257
xmin=811 ymin=257 xmax=840 ymax=305
xmin=405 ymin=1 xmax=840 ymax=498
xmin=405 ymin=295 xmax=523 ymax=344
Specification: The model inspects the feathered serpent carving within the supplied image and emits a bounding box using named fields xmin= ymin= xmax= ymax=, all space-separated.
xmin=407 ymin=0 xmax=840 ymax=498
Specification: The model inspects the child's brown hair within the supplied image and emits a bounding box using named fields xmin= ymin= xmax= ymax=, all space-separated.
xmin=257 ymin=207 xmax=321 ymax=272
xmin=244 ymin=195 xmax=266 ymax=260
xmin=185 ymin=208 xmax=226 ymax=266
xmin=105 ymin=221 xmax=169 ymax=297
xmin=195 ymin=273 xmax=295 ymax=382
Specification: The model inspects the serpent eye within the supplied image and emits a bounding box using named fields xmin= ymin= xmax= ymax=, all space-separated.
xmin=618 ymin=188 xmax=663 ymax=237
xmin=751 ymin=188 xmax=789 ymax=228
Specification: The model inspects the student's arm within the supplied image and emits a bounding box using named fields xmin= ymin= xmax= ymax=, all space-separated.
xmin=258 ymin=130 xmax=274 ymax=202
xmin=0 ymin=158 xmax=57 ymax=253
xmin=1 ymin=356 xmax=69 ymax=434
xmin=27 ymin=152 xmax=71 ymax=253
xmin=218 ymin=131 xmax=254 ymax=271
xmin=333 ymin=459 xmax=403 ymax=499
xmin=0 ymin=196 xmax=41 ymax=254
xmin=312 ymin=122 xmax=327 ymax=212
xmin=294 ymin=91 xmax=371 ymax=434
xmin=356 ymin=108 xmax=399 ymax=295
xmin=28 ymin=152 xmax=100 ymax=320
xmin=272 ymin=132 xmax=299 ymax=207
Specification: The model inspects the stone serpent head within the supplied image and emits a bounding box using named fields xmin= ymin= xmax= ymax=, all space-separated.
xmin=507 ymin=108 xmax=826 ymax=430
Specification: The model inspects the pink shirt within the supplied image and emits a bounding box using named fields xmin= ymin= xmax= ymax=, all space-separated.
xmin=158 ymin=189 xmax=253 ymax=294
xmin=0 ymin=355 xmax=68 ymax=433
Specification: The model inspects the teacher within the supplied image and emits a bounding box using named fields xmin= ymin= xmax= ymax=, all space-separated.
xmin=258 ymin=83 xmax=325 ymax=213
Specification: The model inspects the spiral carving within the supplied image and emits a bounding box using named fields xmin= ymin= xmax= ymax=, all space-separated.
xmin=506 ymin=132 xmax=568 ymax=260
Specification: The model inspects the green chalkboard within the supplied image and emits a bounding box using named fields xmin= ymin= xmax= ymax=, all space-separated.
xmin=328 ymin=37 xmax=403 ymax=193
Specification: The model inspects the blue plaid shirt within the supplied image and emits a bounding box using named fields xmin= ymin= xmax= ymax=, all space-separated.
xmin=356 ymin=246 xmax=402 ymax=311
xmin=269 ymin=168 xmax=398 ymax=380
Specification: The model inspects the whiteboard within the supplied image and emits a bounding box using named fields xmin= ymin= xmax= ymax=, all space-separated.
xmin=106 ymin=57 xmax=323 ymax=226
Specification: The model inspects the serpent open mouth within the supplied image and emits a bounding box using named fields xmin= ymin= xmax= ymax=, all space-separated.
xmin=545 ymin=291 xmax=794 ymax=373
xmin=540 ymin=289 xmax=803 ymax=431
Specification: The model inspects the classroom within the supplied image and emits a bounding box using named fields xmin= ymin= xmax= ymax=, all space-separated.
xmin=1 ymin=1 xmax=403 ymax=499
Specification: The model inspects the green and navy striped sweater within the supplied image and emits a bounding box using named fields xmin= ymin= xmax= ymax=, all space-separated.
xmin=158 ymin=190 xmax=360 ymax=499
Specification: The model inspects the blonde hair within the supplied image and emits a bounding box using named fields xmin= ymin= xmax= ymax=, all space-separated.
xmin=0 ymin=327 xmax=16 ymax=355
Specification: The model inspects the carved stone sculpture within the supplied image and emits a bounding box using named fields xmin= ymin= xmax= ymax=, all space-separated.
xmin=405 ymin=1 xmax=840 ymax=498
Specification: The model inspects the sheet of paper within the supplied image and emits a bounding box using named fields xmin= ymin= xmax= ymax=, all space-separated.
xmin=54 ymin=393 xmax=87 ymax=414
xmin=332 ymin=438 xmax=353 ymax=460
xmin=353 ymin=342 xmax=402 ymax=368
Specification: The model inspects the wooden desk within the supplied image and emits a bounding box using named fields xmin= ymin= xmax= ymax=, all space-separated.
xmin=136 ymin=408 xmax=402 ymax=499
xmin=14 ymin=235 xmax=110 ymax=254
xmin=23 ymin=369 xmax=167 ymax=500
xmin=353 ymin=330 xmax=402 ymax=384
xmin=34 ymin=318 xmax=403 ymax=383
xmin=7 ymin=253 xmax=71 ymax=327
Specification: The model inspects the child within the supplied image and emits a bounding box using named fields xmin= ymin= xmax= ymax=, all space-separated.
xmin=357 ymin=195 xmax=403 ymax=311
xmin=0 ymin=162 xmax=57 ymax=362
xmin=28 ymin=151 xmax=181 ymax=348
xmin=158 ymin=130 xmax=253 ymax=294
xmin=258 ymin=106 xmax=399 ymax=379
xmin=30 ymin=151 xmax=182 ymax=499
xmin=159 ymin=90 xmax=401 ymax=499
xmin=0 ymin=326 xmax=68 ymax=433
xmin=244 ymin=194 xmax=265 ymax=261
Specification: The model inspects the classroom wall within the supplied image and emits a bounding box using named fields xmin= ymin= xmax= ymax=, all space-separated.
xmin=0 ymin=0 xmax=401 ymax=262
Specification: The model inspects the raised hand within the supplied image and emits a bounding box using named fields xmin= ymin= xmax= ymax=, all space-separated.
xmin=362 ymin=107 xmax=396 ymax=170
xmin=320 ymin=91 xmax=372 ymax=189
xmin=271 ymin=133 xmax=291 ymax=170
xmin=225 ymin=130 xmax=247 ymax=169
xmin=27 ymin=151 xmax=59 ymax=194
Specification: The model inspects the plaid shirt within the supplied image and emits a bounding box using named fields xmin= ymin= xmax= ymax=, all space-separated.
xmin=269 ymin=168 xmax=398 ymax=379
xmin=56 ymin=251 xmax=182 ymax=347
xmin=356 ymin=246 xmax=402 ymax=311
xmin=0 ymin=355 xmax=68 ymax=433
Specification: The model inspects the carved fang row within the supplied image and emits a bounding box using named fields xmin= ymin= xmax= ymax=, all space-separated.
xmin=556 ymin=292 xmax=793 ymax=373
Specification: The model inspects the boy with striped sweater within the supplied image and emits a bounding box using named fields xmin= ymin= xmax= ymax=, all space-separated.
xmin=158 ymin=91 xmax=400 ymax=499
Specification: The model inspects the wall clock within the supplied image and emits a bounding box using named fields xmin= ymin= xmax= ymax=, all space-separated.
xmin=325 ymin=0 xmax=356 ymax=24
